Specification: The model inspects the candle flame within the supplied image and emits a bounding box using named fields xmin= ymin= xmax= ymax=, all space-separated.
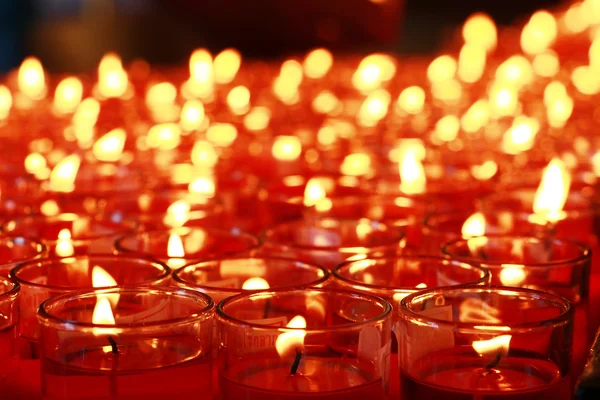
xmin=54 ymin=77 xmax=83 ymax=114
xmin=191 ymin=140 xmax=218 ymax=167
xmin=93 ymin=128 xmax=126 ymax=162
xmin=303 ymin=178 xmax=331 ymax=207
xmin=92 ymin=296 xmax=116 ymax=326
xmin=472 ymin=335 xmax=512 ymax=357
xmin=242 ymin=277 xmax=270 ymax=290
xmin=167 ymin=233 xmax=186 ymax=269
xmin=499 ymin=264 xmax=526 ymax=286
xmin=272 ymin=136 xmax=302 ymax=161
xmin=180 ymin=100 xmax=205 ymax=132
xmin=532 ymin=158 xmax=571 ymax=223
xmin=397 ymin=86 xmax=425 ymax=115
xmin=92 ymin=266 xmax=120 ymax=308
xmin=275 ymin=315 xmax=307 ymax=358
xmin=206 ymin=123 xmax=237 ymax=147
xmin=55 ymin=228 xmax=74 ymax=257
xmin=98 ymin=53 xmax=128 ymax=98
xmin=303 ymin=48 xmax=333 ymax=79
xmin=462 ymin=213 xmax=487 ymax=238
xmin=164 ymin=200 xmax=190 ymax=228
xmin=49 ymin=155 xmax=81 ymax=193
xmin=340 ymin=153 xmax=371 ymax=177
xmin=502 ymin=116 xmax=540 ymax=154
xmin=188 ymin=176 xmax=216 ymax=197
xmin=18 ymin=57 xmax=46 ymax=99
xmin=399 ymin=149 xmax=426 ymax=194
xmin=462 ymin=13 xmax=497 ymax=52
xmin=214 ymin=49 xmax=241 ymax=84
xmin=358 ymin=89 xmax=390 ymax=126
xmin=227 ymin=86 xmax=250 ymax=115
xmin=427 ymin=55 xmax=457 ymax=84
xmin=521 ymin=11 xmax=557 ymax=55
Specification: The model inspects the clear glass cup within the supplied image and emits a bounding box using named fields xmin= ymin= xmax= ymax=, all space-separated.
xmin=0 ymin=277 xmax=19 ymax=393
xmin=0 ymin=236 xmax=46 ymax=277
xmin=217 ymin=288 xmax=392 ymax=399
xmin=38 ymin=287 xmax=214 ymax=399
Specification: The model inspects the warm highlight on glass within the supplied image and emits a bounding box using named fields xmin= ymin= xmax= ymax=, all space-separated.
xmin=173 ymin=256 xmax=330 ymax=303
xmin=0 ymin=236 xmax=46 ymax=276
xmin=442 ymin=234 xmax=591 ymax=377
xmin=217 ymin=288 xmax=392 ymax=399
xmin=398 ymin=286 xmax=573 ymax=400
xmin=115 ymin=227 xmax=261 ymax=269
xmin=38 ymin=287 xmax=214 ymax=399
xmin=260 ymin=218 xmax=406 ymax=269
xmin=0 ymin=277 xmax=19 ymax=394
xmin=2 ymin=213 xmax=137 ymax=256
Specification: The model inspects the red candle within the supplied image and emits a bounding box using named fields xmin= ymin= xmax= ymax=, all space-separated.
xmin=0 ymin=277 xmax=19 ymax=395
xmin=38 ymin=287 xmax=214 ymax=399
xmin=398 ymin=286 xmax=574 ymax=400
xmin=217 ymin=288 xmax=392 ymax=399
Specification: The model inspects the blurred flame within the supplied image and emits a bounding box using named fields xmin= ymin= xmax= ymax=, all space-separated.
xmin=227 ymin=86 xmax=250 ymax=115
xmin=521 ymin=11 xmax=557 ymax=55
xmin=214 ymin=49 xmax=241 ymax=84
xmin=98 ymin=53 xmax=128 ymax=98
xmin=340 ymin=153 xmax=371 ymax=177
xmin=495 ymin=56 xmax=533 ymax=88
xmin=242 ymin=277 xmax=270 ymax=290
xmin=533 ymin=158 xmax=571 ymax=223
xmin=50 ymin=155 xmax=81 ymax=193
xmin=275 ymin=316 xmax=307 ymax=358
xmin=191 ymin=140 xmax=218 ymax=167
xmin=188 ymin=176 xmax=216 ymax=197
xmin=25 ymin=152 xmax=47 ymax=175
xmin=399 ymin=149 xmax=426 ymax=194
xmin=179 ymin=100 xmax=205 ymax=132
xmin=147 ymin=123 xmax=182 ymax=150
xmin=0 ymin=85 xmax=12 ymax=119
xmin=472 ymin=335 xmax=511 ymax=357
xmin=532 ymin=51 xmax=559 ymax=77
xmin=358 ymin=89 xmax=391 ymax=126
xmin=167 ymin=233 xmax=186 ymax=269
xmin=165 ymin=200 xmax=190 ymax=228
xmin=546 ymin=95 xmax=573 ymax=128
xmin=471 ymin=160 xmax=498 ymax=181
xmin=18 ymin=57 xmax=46 ymax=99
xmin=206 ymin=123 xmax=237 ymax=147
xmin=272 ymin=136 xmax=302 ymax=161
xmin=92 ymin=266 xmax=119 ymax=304
xmin=93 ymin=128 xmax=126 ymax=162
xmin=303 ymin=48 xmax=333 ymax=79
xmin=502 ymin=116 xmax=540 ymax=154
xmin=462 ymin=13 xmax=497 ymax=52
xmin=312 ymin=91 xmax=340 ymax=115
xmin=352 ymin=54 xmax=395 ymax=92
xmin=54 ymin=77 xmax=83 ymax=114
xmin=499 ymin=264 xmax=525 ymax=286
xmin=244 ymin=107 xmax=271 ymax=131
xmin=397 ymin=86 xmax=425 ymax=114
xmin=572 ymin=65 xmax=600 ymax=95
xmin=303 ymin=178 xmax=330 ymax=207
xmin=92 ymin=296 xmax=116 ymax=326
xmin=462 ymin=213 xmax=486 ymax=238
xmin=458 ymin=44 xmax=486 ymax=83
xmin=592 ymin=151 xmax=600 ymax=177
xmin=461 ymin=100 xmax=490 ymax=133
xmin=427 ymin=55 xmax=457 ymax=83
xmin=55 ymin=228 xmax=74 ymax=257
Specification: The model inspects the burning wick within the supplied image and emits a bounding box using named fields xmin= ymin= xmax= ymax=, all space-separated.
xmin=290 ymin=349 xmax=303 ymax=375
xmin=107 ymin=336 xmax=119 ymax=355
xmin=242 ymin=277 xmax=271 ymax=318
xmin=484 ymin=351 xmax=502 ymax=371
xmin=472 ymin=334 xmax=511 ymax=375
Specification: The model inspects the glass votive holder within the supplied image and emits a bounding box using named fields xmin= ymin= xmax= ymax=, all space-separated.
xmin=2 ymin=213 xmax=137 ymax=256
xmin=38 ymin=287 xmax=214 ymax=399
xmin=0 ymin=277 xmax=19 ymax=393
xmin=101 ymin=189 xmax=225 ymax=230
xmin=333 ymin=255 xmax=490 ymax=323
xmin=260 ymin=218 xmax=406 ymax=270
xmin=217 ymin=288 xmax=392 ymax=400
xmin=398 ymin=286 xmax=573 ymax=400
xmin=173 ymin=257 xmax=330 ymax=303
xmin=303 ymin=195 xmax=430 ymax=251
xmin=9 ymin=255 xmax=171 ymax=358
xmin=115 ymin=227 xmax=261 ymax=270
xmin=0 ymin=236 xmax=46 ymax=277
xmin=442 ymin=235 xmax=590 ymax=377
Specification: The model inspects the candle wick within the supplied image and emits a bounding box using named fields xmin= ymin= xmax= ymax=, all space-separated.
xmin=107 ymin=336 xmax=119 ymax=355
xmin=290 ymin=349 xmax=302 ymax=375
xmin=263 ymin=299 xmax=271 ymax=319
xmin=478 ymin=249 xmax=488 ymax=261
xmin=485 ymin=351 xmax=502 ymax=371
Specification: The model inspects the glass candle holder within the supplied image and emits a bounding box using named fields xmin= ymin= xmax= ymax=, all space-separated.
xmin=442 ymin=235 xmax=590 ymax=377
xmin=101 ymin=189 xmax=225 ymax=230
xmin=173 ymin=256 xmax=330 ymax=303
xmin=9 ymin=255 xmax=171 ymax=358
xmin=0 ymin=236 xmax=46 ymax=277
xmin=217 ymin=288 xmax=392 ymax=400
xmin=0 ymin=277 xmax=19 ymax=393
xmin=260 ymin=218 xmax=406 ymax=270
xmin=303 ymin=195 xmax=429 ymax=251
xmin=38 ymin=287 xmax=214 ymax=399
xmin=398 ymin=286 xmax=573 ymax=400
xmin=115 ymin=227 xmax=261 ymax=270
xmin=2 ymin=213 xmax=137 ymax=256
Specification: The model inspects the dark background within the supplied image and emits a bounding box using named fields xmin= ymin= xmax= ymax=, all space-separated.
xmin=0 ymin=0 xmax=563 ymax=73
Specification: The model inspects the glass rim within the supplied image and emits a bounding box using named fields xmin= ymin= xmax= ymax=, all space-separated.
xmin=217 ymin=288 xmax=392 ymax=333
xmin=114 ymin=226 xmax=262 ymax=253
xmin=38 ymin=286 xmax=214 ymax=330
xmin=0 ymin=276 xmax=20 ymax=301
xmin=333 ymin=255 xmax=490 ymax=292
xmin=9 ymin=254 xmax=171 ymax=290
xmin=0 ymin=235 xmax=47 ymax=254
xmin=262 ymin=218 xmax=406 ymax=251
xmin=2 ymin=212 xmax=138 ymax=240
xmin=400 ymin=285 xmax=573 ymax=333
xmin=173 ymin=255 xmax=330 ymax=293
xmin=441 ymin=234 xmax=591 ymax=267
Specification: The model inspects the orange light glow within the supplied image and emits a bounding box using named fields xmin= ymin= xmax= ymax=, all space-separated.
xmin=499 ymin=264 xmax=526 ymax=286
xmin=146 ymin=82 xmax=177 ymax=109
xmin=352 ymin=54 xmax=396 ymax=92
xmin=49 ymin=155 xmax=80 ymax=192
xmin=227 ymin=86 xmax=250 ymax=115
xmin=489 ymin=85 xmax=518 ymax=117
xmin=434 ymin=115 xmax=460 ymax=142
xmin=244 ymin=107 xmax=271 ymax=131
xmin=25 ymin=152 xmax=47 ymax=175
xmin=461 ymin=212 xmax=486 ymax=238
xmin=397 ymin=86 xmax=425 ymax=114
xmin=18 ymin=57 xmax=46 ymax=99
xmin=427 ymin=55 xmax=457 ymax=83
xmin=495 ymin=56 xmax=534 ymax=88
xmin=303 ymin=178 xmax=332 ymax=207
xmin=272 ymin=136 xmax=302 ymax=161
xmin=214 ymin=49 xmax=242 ymax=84
xmin=242 ymin=277 xmax=270 ymax=290
xmin=188 ymin=176 xmax=216 ymax=197
xmin=180 ymin=100 xmax=205 ymax=132
xmin=164 ymin=200 xmax=190 ymax=228
xmin=458 ymin=44 xmax=486 ymax=83
xmin=147 ymin=123 xmax=181 ymax=150
xmin=54 ymin=77 xmax=83 ymax=114
xmin=93 ymin=128 xmax=126 ymax=162
xmin=462 ymin=13 xmax=497 ymax=52
xmin=398 ymin=148 xmax=426 ymax=194
xmin=55 ymin=228 xmax=74 ymax=257
xmin=0 ymin=85 xmax=12 ymax=118
xmin=206 ymin=123 xmax=237 ymax=147
xmin=472 ymin=335 xmax=512 ymax=357
xmin=471 ymin=160 xmax=498 ymax=181
xmin=98 ymin=53 xmax=128 ymax=98
xmin=340 ymin=153 xmax=372 ymax=177
xmin=358 ymin=89 xmax=391 ymax=126
xmin=521 ymin=11 xmax=557 ymax=55
xmin=303 ymin=49 xmax=333 ymax=79
xmin=502 ymin=117 xmax=540 ymax=154
xmin=532 ymin=51 xmax=559 ymax=77
xmin=461 ymin=100 xmax=490 ymax=133
xmin=532 ymin=158 xmax=571 ymax=224
xmin=572 ymin=66 xmax=600 ymax=95
xmin=546 ymin=95 xmax=573 ymax=128
xmin=312 ymin=91 xmax=340 ymax=115
xmin=191 ymin=140 xmax=218 ymax=167
xmin=167 ymin=233 xmax=186 ymax=269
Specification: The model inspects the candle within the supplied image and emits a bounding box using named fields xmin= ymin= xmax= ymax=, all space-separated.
xmin=173 ymin=256 xmax=330 ymax=303
xmin=217 ymin=288 xmax=392 ymax=399
xmin=398 ymin=286 xmax=573 ymax=400
xmin=0 ymin=236 xmax=46 ymax=276
xmin=114 ymin=227 xmax=261 ymax=269
xmin=442 ymin=234 xmax=591 ymax=377
xmin=2 ymin=213 xmax=137 ymax=256
xmin=38 ymin=287 xmax=214 ymax=399
xmin=260 ymin=218 xmax=406 ymax=269
xmin=0 ymin=276 xmax=19 ymax=394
